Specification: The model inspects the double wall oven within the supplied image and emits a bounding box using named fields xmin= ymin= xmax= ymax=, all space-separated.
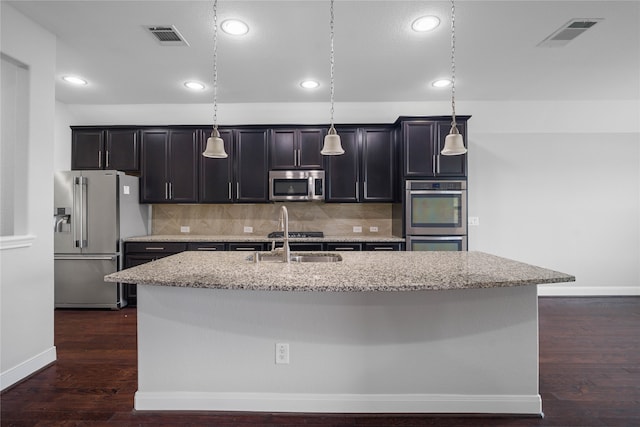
xmin=404 ymin=180 xmax=467 ymax=251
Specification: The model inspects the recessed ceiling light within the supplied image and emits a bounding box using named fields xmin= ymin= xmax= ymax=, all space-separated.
xmin=62 ymin=76 xmax=88 ymax=85
xmin=300 ymin=80 xmax=320 ymax=89
xmin=184 ymin=81 xmax=206 ymax=90
xmin=412 ymin=16 xmax=441 ymax=32
xmin=221 ymin=19 xmax=249 ymax=36
xmin=432 ymin=79 xmax=452 ymax=88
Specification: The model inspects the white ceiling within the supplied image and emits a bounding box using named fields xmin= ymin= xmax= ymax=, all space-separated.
xmin=6 ymin=0 xmax=640 ymax=105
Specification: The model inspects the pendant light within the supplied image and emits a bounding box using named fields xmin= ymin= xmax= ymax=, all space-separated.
xmin=202 ymin=0 xmax=228 ymax=158
xmin=441 ymin=0 xmax=467 ymax=156
xmin=321 ymin=0 xmax=344 ymax=156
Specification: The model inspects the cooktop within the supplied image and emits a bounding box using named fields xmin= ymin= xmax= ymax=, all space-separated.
xmin=267 ymin=231 xmax=324 ymax=238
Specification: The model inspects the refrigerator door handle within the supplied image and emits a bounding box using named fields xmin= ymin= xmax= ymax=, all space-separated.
xmin=73 ymin=177 xmax=79 ymax=247
xmin=78 ymin=176 xmax=88 ymax=248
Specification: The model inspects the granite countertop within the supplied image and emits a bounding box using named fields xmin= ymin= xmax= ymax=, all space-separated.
xmin=125 ymin=234 xmax=405 ymax=243
xmin=105 ymin=251 xmax=575 ymax=292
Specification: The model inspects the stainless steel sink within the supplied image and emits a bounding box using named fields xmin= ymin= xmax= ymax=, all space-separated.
xmin=249 ymin=252 xmax=342 ymax=263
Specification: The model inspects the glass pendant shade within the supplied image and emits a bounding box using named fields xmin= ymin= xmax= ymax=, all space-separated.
xmin=441 ymin=125 xmax=467 ymax=156
xmin=202 ymin=128 xmax=228 ymax=158
xmin=321 ymin=126 xmax=344 ymax=155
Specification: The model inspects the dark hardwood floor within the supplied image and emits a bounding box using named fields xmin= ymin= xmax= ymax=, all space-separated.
xmin=1 ymin=297 xmax=639 ymax=427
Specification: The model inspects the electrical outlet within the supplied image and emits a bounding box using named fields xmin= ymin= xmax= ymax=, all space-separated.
xmin=369 ymin=226 xmax=378 ymax=233
xmin=468 ymin=217 xmax=480 ymax=226
xmin=275 ymin=343 xmax=290 ymax=364
xmin=353 ymin=226 xmax=362 ymax=233
xmin=180 ymin=226 xmax=190 ymax=233
xmin=243 ymin=226 xmax=253 ymax=233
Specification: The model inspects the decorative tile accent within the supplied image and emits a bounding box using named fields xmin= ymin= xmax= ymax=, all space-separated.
xmin=152 ymin=203 xmax=394 ymax=237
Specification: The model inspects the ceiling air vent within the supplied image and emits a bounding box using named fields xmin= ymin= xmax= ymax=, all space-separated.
xmin=146 ymin=26 xmax=189 ymax=46
xmin=537 ymin=18 xmax=603 ymax=47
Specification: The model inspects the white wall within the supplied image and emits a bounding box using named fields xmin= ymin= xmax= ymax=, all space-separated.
xmin=0 ymin=4 xmax=57 ymax=390
xmin=58 ymin=100 xmax=640 ymax=296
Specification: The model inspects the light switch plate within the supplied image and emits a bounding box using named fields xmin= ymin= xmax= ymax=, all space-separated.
xmin=123 ymin=185 xmax=130 ymax=195
xmin=468 ymin=217 xmax=480 ymax=226
xmin=369 ymin=226 xmax=378 ymax=232
xmin=244 ymin=226 xmax=253 ymax=233
xmin=180 ymin=226 xmax=190 ymax=233
xmin=353 ymin=226 xmax=362 ymax=233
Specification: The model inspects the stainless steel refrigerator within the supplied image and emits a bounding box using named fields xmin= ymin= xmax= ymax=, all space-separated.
xmin=54 ymin=170 xmax=149 ymax=309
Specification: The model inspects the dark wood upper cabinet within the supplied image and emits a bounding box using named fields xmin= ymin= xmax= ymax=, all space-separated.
xmin=140 ymin=128 xmax=198 ymax=203
xmin=325 ymin=127 xmax=395 ymax=202
xmin=199 ymin=128 xmax=234 ymax=203
xmin=361 ymin=127 xmax=395 ymax=201
xmin=270 ymin=128 xmax=324 ymax=169
xmin=72 ymin=128 xmax=139 ymax=172
xmin=435 ymin=121 xmax=467 ymax=177
xmin=324 ymin=128 xmax=359 ymax=202
xmin=72 ymin=130 xmax=104 ymax=170
xmin=235 ymin=129 xmax=269 ymax=202
xmin=105 ymin=129 xmax=139 ymax=172
xmin=400 ymin=117 xmax=468 ymax=178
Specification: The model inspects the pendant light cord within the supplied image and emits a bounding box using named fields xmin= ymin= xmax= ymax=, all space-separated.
xmin=212 ymin=0 xmax=219 ymax=133
xmin=329 ymin=0 xmax=336 ymax=128
xmin=450 ymin=0 xmax=457 ymax=129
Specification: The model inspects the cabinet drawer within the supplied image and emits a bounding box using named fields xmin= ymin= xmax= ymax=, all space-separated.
xmin=272 ymin=242 xmax=324 ymax=251
xmin=187 ymin=242 xmax=225 ymax=252
xmin=125 ymin=242 xmax=187 ymax=254
xmin=364 ymin=242 xmax=403 ymax=251
xmin=228 ymin=242 xmax=266 ymax=251
xmin=326 ymin=243 xmax=362 ymax=251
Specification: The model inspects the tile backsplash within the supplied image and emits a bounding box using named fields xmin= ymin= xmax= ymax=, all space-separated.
xmin=152 ymin=203 xmax=394 ymax=237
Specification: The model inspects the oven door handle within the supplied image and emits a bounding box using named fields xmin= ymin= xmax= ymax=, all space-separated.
xmin=409 ymin=190 xmax=463 ymax=195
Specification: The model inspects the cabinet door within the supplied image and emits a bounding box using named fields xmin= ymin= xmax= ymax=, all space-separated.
xmin=168 ymin=129 xmax=198 ymax=203
xmin=361 ymin=128 xmax=394 ymax=201
xmin=72 ymin=130 xmax=104 ymax=170
xmin=235 ymin=129 xmax=269 ymax=202
xmin=200 ymin=129 xmax=233 ymax=203
xmin=435 ymin=121 xmax=467 ymax=177
xmin=270 ymin=129 xmax=297 ymax=169
xmin=105 ymin=129 xmax=139 ymax=172
xmin=298 ymin=128 xmax=324 ymax=169
xmin=402 ymin=121 xmax=436 ymax=177
xmin=140 ymin=130 xmax=169 ymax=203
xmin=324 ymin=128 xmax=359 ymax=202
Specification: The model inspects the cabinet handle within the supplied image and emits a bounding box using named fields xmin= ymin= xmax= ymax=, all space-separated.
xmin=334 ymin=247 xmax=356 ymax=251
xmin=234 ymin=247 xmax=257 ymax=251
xmin=105 ymin=150 xmax=110 ymax=168
xmin=355 ymin=182 xmax=359 ymax=200
xmin=436 ymin=155 xmax=441 ymax=174
xmin=145 ymin=247 xmax=166 ymax=251
xmin=364 ymin=181 xmax=367 ymax=199
xmin=196 ymin=247 xmax=218 ymax=251
xmin=433 ymin=154 xmax=437 ymax=175
xmin=228 ymin=182 xmax=232 ymax=200
xmin=236 ymin=182 xmax=240 ymax=199
xmin=296 ymin=149 xmax=301 ymax=166
xmin=98 ymin=151 xmax=102 ymax=168
xmin=373 ymin=247 xmax=394 ymax=251
xmin=169 ymin=182 xmax=173 ymax=199
xmin=165 ymin=182 xmax=169 ymax=200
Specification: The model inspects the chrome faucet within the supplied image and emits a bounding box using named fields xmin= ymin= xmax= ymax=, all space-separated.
xmin=278 ymin=205 xmax=290 ymax=263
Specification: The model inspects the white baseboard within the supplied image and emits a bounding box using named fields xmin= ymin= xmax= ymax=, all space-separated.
xmin=134 ymin=391 xmax=542 ymax=415
xmin=538 ymin=285 xmax=640 ymax=296
xmin=0 ymin=346 xmax=57 ymax=391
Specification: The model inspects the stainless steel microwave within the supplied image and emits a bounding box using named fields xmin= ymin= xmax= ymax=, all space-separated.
xmin=269 ymin=170 xmax=325 ymax=201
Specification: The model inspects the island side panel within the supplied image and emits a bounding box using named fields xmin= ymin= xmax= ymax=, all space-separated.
xmin=135 ymin=285 xmax=541 ymax=414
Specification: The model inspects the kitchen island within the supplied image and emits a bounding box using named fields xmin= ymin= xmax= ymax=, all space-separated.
xmin=105 ymin=251 xmax=574 ymax=415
